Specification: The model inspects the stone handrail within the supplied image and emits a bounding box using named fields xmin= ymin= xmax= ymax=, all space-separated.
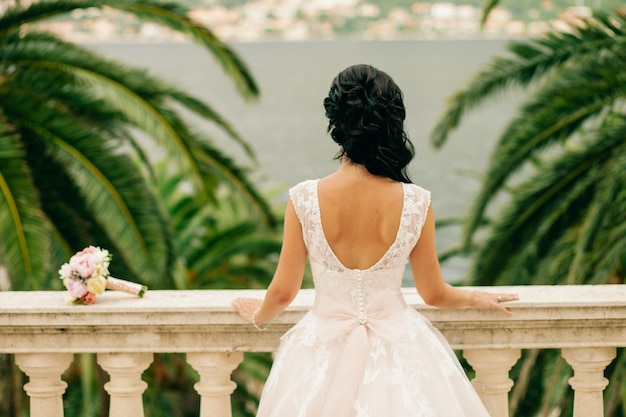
xmin=1 ymin=285 xmax=625 ymax=417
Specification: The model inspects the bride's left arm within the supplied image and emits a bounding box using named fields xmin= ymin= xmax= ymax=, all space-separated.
xmin=410 ymin=204 xmax=517 ymax=314
xmin=232 ymin=200 xmax=307 ymax=327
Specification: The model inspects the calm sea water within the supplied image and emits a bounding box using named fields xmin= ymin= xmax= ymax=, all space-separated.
xmin=88 ymin=40 xmax=522 ymax=283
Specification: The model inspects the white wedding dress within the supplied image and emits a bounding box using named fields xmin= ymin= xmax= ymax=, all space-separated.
xmin=256 ymin=179 xmax=492 ymax=417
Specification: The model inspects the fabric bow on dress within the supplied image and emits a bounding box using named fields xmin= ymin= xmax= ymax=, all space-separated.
xmin=314 ymin=289 xmax=407 ymax=416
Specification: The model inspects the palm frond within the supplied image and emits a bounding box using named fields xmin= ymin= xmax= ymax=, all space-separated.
xmin=437 ymin=246 xmax=465 ymax=264
xmin=431 ymin=9 xmax=626 ymax=148
xmin=566 ymin=127 xmax=626 ymax=284
xmin=191 ymin=139 xmax=277 ymax=227
xmin=435 ymin=6 xmax=626 ymax=417
xmin=155 ymin=163 xmax=280 ymax=290
xmin=0 ymin=0 xmax=98 ymax=34
xmin=0 ymin=0 xmax=259 ymax=99
xmin=167 ymin=91 xmax=255 ymax=160
xmin=470 ymin=124 xmax=624 ymax=284
xmin=5 ymin=87 xmax=172 ymax=285
xmin=589 ymin=220 xmax=626 ymax=284
xmin=1 ymin=2 xmax=273 ymax=414
xmin=4 ymin=30 xmax=265 ymax=212
xmin=109 ymin=0 xmax=259 ymax=99
xmin=187 ymin=222 xmax=266 ymax=272
xmin=538 ymin=354 xmax=572 ymax=417
xmin=0 ymin=120 xmax=48 ymax=289
xmin=232 ymin=353 xmax=273 ymax=417
xmin=479 ymin=0 xmax=500 ymax=27
xmin=460 ymin=48 xmax=626 ymax=248
xmin=508 ymin=349 xmax=540 ymax=415
xmin=605 ymin=350 xmax=626 ymax=417
xmin=3 ymin=32 xmax=205 ymax=193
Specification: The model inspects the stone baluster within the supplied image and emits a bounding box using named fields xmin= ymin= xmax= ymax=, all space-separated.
xmin=463 ymin=348 xmax=521 ymax=417
xmin=97 ymin=352 xmax=153 ymax=417
xmin=562 ymin=347 xmax=616 ymax=417
xmin=187 ymin=352 xmax=244 ymax=417
xmin=15 ymin=353 xmax=74 ymax=417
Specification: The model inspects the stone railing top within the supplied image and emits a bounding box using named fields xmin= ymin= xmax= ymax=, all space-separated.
xmin=1 ymin=285 xmax=625 ymax=352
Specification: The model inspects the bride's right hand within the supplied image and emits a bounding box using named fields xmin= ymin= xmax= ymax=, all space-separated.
xmin=469 ymin=291 xmax=519 ymax=315
xmin=232 ymin=297 xmax=263 ymax=324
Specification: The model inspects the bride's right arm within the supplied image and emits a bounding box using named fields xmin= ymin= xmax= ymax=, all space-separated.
xmin=233 ymin=200 xmax=307 ymax=326
xmin=409 ymin=205 xmax=517 ymax=315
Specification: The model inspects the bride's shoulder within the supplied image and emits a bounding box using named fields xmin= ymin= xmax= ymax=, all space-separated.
xmin=404 ymin=182 xmax=430 ymax=196
xmin=288 ymin=179 xmax=319 ymax=204
xmin=289 ymin=179 xmax=318 ymax=193
xmin=403 ymin=183 xmax=432 ymax=210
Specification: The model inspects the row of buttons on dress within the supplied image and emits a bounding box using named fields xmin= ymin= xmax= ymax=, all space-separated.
xmin=357 ymin=271 xmax=368 ymax=325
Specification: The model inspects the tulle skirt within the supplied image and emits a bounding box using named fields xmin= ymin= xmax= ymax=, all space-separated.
xmin=256 ymin=308 xmax=492 ymax=417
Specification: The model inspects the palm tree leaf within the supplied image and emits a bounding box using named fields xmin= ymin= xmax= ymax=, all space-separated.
xmin=0 ymin=0 xmax=77 ymax=33
xmin=431 ymin=9 xmax=626 ymax=148
xmin=186 ymin=222 xmax=259 ymax=271
xmin=108 ymin=0 xmax=259 ymax=99
xmin=461 ymin=52 xmax=626 ymax=248
xmin=0 ymin=120 xmax=48 ymax=289
xmin=605 ymin=350 xmax=626 ymax=416
xmin=1 ymin=50 xmax=175 ymax=284
xmin=508 ymin=349 xmax=540 ymax=415
xmin=0 ymin=0 xmax=259 ymax=99
xmin=167 ymin=91 xmax=255 ymax=160
xmin=144 ymin=102 xmax=274 ymax=225
xmin=72 ymin=67 xmax=210 ymax=196
xmin=435 ymin=6 xmax=626 ymax=416
xmin=3 ymin=32 xmax=161 ymax=190
xmin=470 ymin=126 xmax=624 ymax=284
xmin=9 ymin=32 xmax=266 ymax=215
xmin=3 ymin=25 xmax=261 ymax=207
xmin=156 ymin=166 xmax=280 ymax=290
xmin=184 ymin=221 xmax=279 ymax=285
xmin=566 ymin=122 xmax=626 ymax=284
xmin=46 ymin=137 xmax=169 ymax=285
xmin=4 ymin=88 xmax=172 ymax=284
xmin=479 ymin=0 xmax=500 ymax=27
xmin=2 ymin=32 xmax=202 ymax=186
xmin=538 ymin=354 xmax=572 ymax=417
xmin=190 ymin=138 xmax=277 ymax=227
xmin=1 ymin=3 xmax=276 ymax=414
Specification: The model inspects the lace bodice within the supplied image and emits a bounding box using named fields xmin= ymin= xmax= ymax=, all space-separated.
xmin=289 ymin=179 xmax=431 ymax=309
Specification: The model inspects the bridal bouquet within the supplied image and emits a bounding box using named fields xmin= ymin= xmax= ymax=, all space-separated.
xmin=59 ymin=246 xmax=147 ymax=304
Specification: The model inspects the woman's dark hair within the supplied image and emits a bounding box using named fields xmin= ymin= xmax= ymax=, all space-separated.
xmin=323 ymin=64 xmax=414 ymax=183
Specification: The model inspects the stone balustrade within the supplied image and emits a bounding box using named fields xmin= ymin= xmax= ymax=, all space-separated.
xmin=1 ymin=285 xmax=625 ymax=417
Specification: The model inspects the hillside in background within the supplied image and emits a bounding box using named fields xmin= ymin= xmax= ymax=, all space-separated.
xmin=11 ymin=0 xmax=626 ymax=42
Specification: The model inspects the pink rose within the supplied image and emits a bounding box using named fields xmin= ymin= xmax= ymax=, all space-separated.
xmin=65 ymin=278 xmax=88 ymax=299
xmin=83 ymin=292 xmax=97 ymax=304
xmin=69 ymin=247 xmax=100 ymax=278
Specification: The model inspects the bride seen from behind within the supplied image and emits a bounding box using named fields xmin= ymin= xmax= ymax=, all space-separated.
xmin=232 ymin=64 xmax=518 ymax=416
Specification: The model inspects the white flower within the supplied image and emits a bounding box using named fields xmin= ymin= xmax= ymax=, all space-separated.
xmin=58 ymin=263 xmax=73 ymax=280
xmin=86 ymin=275 xmax=107 ymax=295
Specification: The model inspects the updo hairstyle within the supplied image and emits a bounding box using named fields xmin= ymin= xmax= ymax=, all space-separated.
xmin=323 ymin=64 xmax=415 ymax=183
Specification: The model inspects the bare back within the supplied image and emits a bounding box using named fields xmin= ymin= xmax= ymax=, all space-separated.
xmin=317 ymin=173 xmax=404 ymax=270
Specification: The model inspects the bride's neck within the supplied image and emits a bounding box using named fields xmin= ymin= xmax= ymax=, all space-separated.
xmin=337 ymin=160 xmax=373 ymax=178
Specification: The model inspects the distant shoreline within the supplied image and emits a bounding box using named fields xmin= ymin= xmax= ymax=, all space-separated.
xmin=77 ymin=36 xmax=523 ymax=46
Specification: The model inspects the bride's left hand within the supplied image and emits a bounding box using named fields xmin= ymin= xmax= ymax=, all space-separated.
xmin=232 ymin=297 xmax=263 ymax=323
xmin=470 ymin=291 xmax=519 ymax=315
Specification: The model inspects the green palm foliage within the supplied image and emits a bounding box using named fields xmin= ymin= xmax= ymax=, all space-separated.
xmin=0 ymin=0 xmax=276 ymax=290
xmin=156 ymin=163 xmax=282 ymax=290
xmin=432 ymin=8 xmax=626 ymax=417
xmin=2 ymin=1 xmax=283 ymax=416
